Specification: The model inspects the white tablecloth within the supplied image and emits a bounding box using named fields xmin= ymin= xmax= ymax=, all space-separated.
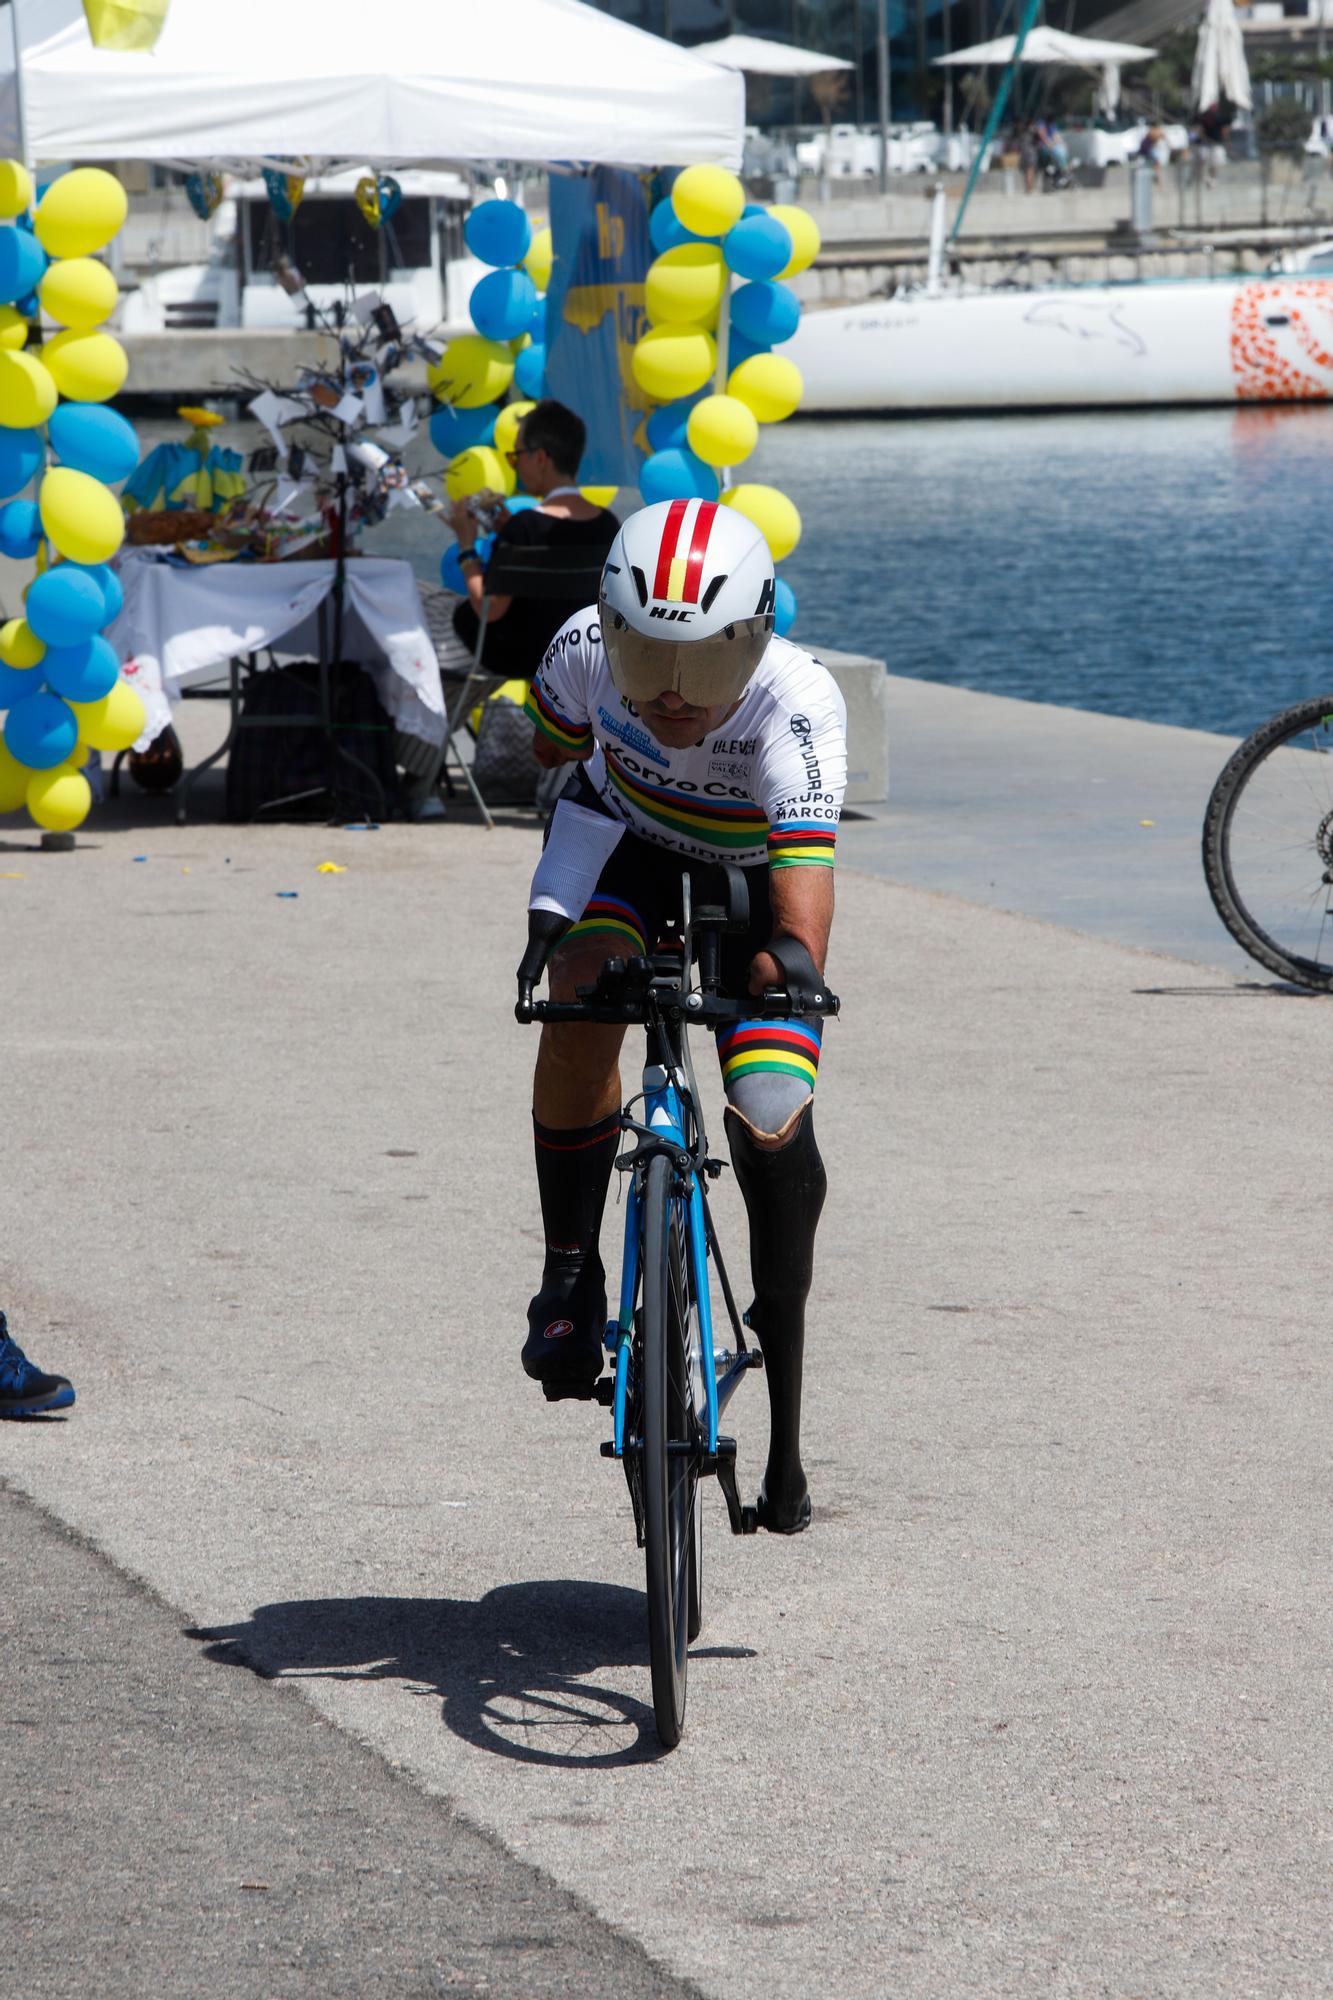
xmin=109 ymin=553 xmax=446 ymax=754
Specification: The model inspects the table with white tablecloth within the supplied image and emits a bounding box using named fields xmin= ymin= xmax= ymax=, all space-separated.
xmin=108 ymin=552 xmax=445 ymax=756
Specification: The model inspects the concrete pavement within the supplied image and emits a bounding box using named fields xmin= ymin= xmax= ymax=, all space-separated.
xmin=3 ymin=686 xmax=1331 ymax=1998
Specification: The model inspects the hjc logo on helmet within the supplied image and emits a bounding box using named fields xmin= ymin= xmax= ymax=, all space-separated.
xmin=648 ymin=606 xmax=695 ymax=622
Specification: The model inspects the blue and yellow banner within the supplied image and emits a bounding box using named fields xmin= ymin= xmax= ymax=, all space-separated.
xmin=545 ymin=168 xmax=652 ymax=487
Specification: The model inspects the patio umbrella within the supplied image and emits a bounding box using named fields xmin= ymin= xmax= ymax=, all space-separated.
xmin=688 ymin=32 xmax=855 ymax=78
xmin=934 ymin=25 xmax=1156 ymax=67
xmin=1191 ymin=0 xmax=1252 ymax=112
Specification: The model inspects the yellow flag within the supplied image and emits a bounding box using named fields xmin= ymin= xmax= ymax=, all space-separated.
xmin=82 ymin=0 xmax=170 ymax=51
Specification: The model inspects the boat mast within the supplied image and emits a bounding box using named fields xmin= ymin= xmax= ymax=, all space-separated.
xmin=948 ymin=0 xmax=1042 ymax=244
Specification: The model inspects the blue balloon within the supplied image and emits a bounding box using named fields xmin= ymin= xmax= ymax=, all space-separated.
xmin=638 ymin=448 xmax=718 ymax=505
xmin=0 ymin=226 xmax=45 ymax=304
xmin=429 ymin=402 xmax=498 ymax=459
xmin=464 ymin=198 xmax=532 ymax=268
xmin=723 ymin=213 xmax=793 ymax=283
xmin=48 ymin=404 xmax=141 ymax=486
xmin=645 ymin=392 xmax=706 ymax=454
xmin=514 ymin=343 xmax=546 ymax=400
xmin=526 ymin=294 xmax=547 ymax=342
xmin=0 ymin=426 xmax=43 ymax=500
xmin=42 ymin=634 xmax=120 ymax=704
xmin=0 ymin=498 xmax=41 ymax=560
xmin=0 ymin=658 xmax=41 ymax=709
xmin=724 ymin=330 xmax=771 ymax=371
xmin=649 ymin=198 xmax=704 ymax=256
xmin=440 ymin=532 xmax=496 ymax=593
xmin=25 ymin=566 xmax=107 ymax=648
xmin=71 ymin=562 xmax=123 ymax=625
xmin=774 ymin=577 xmax=797 ymax=637
xmin=4 ymin=689 xmax=76 ymax=771
xmin=731 ymin=279 xmax=801 ymax=348
xmin=504 ymin=494 xmax=540 ymax=513
xmin=469 ymin=267 xmax=538 ymax=343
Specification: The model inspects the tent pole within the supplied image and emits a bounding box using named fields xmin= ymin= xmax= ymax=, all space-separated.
xmin=948 ymin=0 xmax=1041 ymax=244
xmin=9 ymin=0 xmax=30 ymax=170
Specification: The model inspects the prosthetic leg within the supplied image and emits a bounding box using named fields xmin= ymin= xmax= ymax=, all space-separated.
xmin=725 ymin=1097 xmax=827 ymax=1533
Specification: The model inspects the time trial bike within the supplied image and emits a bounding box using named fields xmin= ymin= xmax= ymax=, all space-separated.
xmin=516 ymin=870 xmax=839 ymax=1748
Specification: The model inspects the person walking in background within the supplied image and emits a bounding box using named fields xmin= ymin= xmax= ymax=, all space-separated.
xmin=0 ymin=1312 xmax=74 ymax=1417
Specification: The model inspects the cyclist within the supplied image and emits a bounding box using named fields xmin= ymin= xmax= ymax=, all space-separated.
xmin=519 ymin=499 xmax=847 ymax=1535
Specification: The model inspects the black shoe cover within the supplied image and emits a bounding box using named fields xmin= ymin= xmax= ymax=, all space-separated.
xmin=521 ymin=1259 xmax=607 ymax=1387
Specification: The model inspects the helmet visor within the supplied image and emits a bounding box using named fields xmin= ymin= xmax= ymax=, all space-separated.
xmin=601 ymin=610 xmax=772 ymax=710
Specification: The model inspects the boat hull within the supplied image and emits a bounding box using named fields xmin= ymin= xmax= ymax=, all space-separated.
xmin=786 ymin=278 xmax=1333 ymax=412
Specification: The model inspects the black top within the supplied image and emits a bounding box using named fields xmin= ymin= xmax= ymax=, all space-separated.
xmin=452 ymin=504 xmax=620 ymax=681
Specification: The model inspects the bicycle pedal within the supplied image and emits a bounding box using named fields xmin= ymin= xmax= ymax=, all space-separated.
xmin=541 ymin=1377 xmax=607 ymax=1403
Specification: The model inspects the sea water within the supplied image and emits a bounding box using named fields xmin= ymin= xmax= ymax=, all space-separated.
xmin=161 ymin=402 xmax=1333 ymax=740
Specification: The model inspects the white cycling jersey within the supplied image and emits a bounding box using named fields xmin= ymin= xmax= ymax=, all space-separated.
xmin=524 ymin=607 xmax=847 ymax=871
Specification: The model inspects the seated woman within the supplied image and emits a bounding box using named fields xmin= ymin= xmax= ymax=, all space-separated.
xmin=448 ymin=400 xmax=620 ymax=682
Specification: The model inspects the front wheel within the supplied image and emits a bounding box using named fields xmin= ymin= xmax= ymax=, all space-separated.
xmin=640 ymin=1152 xmax=702 ymax=1749
xmin=1202 ymin=698 xmax=1333 ymax=989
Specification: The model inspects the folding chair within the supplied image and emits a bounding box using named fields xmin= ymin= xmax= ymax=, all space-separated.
xmin=438 ymin=543 xmax=608 ymax=830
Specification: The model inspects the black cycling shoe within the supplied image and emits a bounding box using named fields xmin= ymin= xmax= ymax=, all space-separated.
xmin=755 ymin=1485 xmax=812 ymax=1536
xmin=521 ymin=1262 xmax=606 ymax=1390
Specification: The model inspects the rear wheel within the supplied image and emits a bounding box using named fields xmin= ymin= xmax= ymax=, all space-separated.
xmin=640 ymin=1153 xmax=702 ymax=1748
xmin=1203 ymin=698 xmax=1333 ymax=989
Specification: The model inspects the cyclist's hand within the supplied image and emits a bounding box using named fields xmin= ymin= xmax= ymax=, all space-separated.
xmin=747 ymin=949 xmax=783 ymax=996
xmin=531 ymin=728 xmax=592 ymax=769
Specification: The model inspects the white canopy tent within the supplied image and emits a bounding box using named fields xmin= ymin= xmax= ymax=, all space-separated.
xmin=1191 ymin=0 xmax=1252 ymax=112
xmin=688 ymin=32 xmax=854 ymax=78
xmin=0 ymin=0 xmax=745 ymax=167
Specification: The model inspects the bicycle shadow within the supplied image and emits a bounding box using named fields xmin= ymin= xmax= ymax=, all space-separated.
xmin=188 ymin=1579 xmax=680 ymax=1768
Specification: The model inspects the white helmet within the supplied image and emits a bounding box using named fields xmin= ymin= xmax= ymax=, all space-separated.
xmin=600 ymin=499 xmax=775 ymax=709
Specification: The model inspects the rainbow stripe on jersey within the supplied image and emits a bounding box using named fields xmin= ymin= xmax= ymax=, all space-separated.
xmin=604 ymin=749 xmax=769 ymax=855
xmin=716 ymin=1018 xmax=823 ymax=1092
xmin=525 ymin=680 xmax=592 ymax=756
xmin=767 ymin=820 xmax=838 ymax=870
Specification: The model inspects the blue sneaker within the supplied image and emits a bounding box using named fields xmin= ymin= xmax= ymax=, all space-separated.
xmin=0 ymin=1314 xmax=75 ymax=1417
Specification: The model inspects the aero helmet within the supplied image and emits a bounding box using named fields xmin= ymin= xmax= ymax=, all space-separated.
xmin=600 ymin=498 xmax=775 ymax=709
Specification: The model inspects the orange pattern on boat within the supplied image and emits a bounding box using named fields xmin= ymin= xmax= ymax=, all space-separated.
xmin=1229 ymin=282 xmax=1333 ymax=402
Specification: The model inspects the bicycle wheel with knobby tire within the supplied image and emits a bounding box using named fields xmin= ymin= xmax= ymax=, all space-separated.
xmin=639 ymin=1152 xmax=704 ymax=1748
xmin=1202 ymin=697 xmax=1333 ymax=990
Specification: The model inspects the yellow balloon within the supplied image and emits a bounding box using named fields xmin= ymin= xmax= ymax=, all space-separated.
xmin=39 ymin=257 xmax=119 ymax=331
xmin=444 ymin=444 xmax=515 ymax=502
xmin=0 ymin=738 xmax=29 ymax=811
xmin=427 ymin=334 xmax=515 ymax=410
xmin=508 ymin=333 xmax=532 ymax=354
xmin=68 ymin=679 xmax=143 ymax=753
xmin=721 ymin=483 xmax=802 ymax=562
xmin=631 ymin=325 xmax=717 ymax=404
xmin=40 ymin=466 xmax=126 ymax=566
xmin=34 ymin=167 xmax=128 ymax=260
xmin=0 ymin=159 xmax=33 ymax=221
xmin=645 ymin=244 xmax=727 ymax=330
xmin=0 ymin=619 xmax=45 ymax=670
xmin=580 ymin=486 xmax=617 ymax=507
xmin=728 ymin=353 xmax=804 ymax=424
xmin=43 ymin=328 xmax=128 ymax=403
xmin=686 ymin=393 xmax=758 ymax=469
xmin=671 ymin=165 xmax=745 ymax=239
xmin=0 ymin=348 xmax=56 ymax=426
xmin=493 ymin=400 xmax=536 ymax=457
xmin=523 ymin=225 xmax=552 ymax=292
xmin=767 ymin=204 xmax=821 ymax=280
xmin=0 ymin=305 xmax=27 ymax=350
xmin=26 ymin=763 xmax=91 ymax=832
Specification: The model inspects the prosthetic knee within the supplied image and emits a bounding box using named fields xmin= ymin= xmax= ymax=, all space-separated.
xmin=725 ymin=1096 xmax=827 ymax=1534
